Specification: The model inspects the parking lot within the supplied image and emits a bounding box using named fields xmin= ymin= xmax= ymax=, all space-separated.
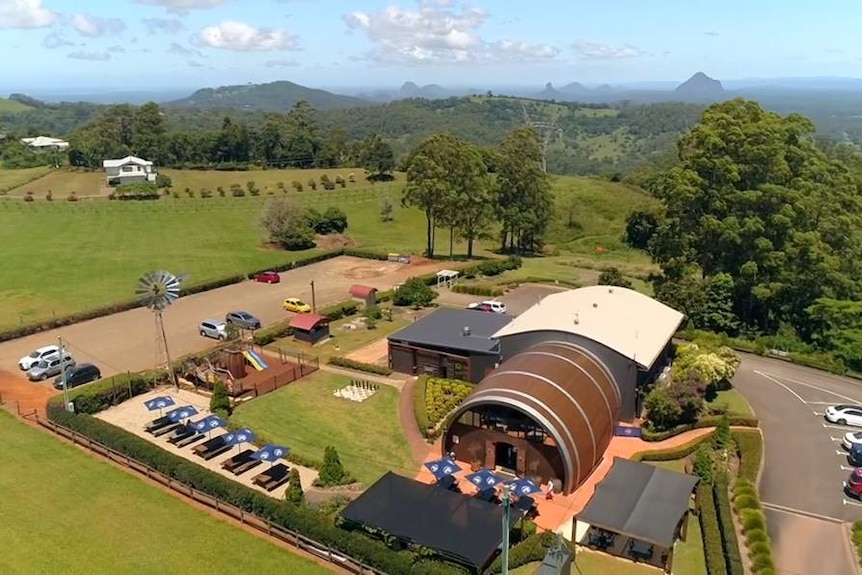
xmin=733 ymin=354 xmax=862 ymax=575
xmin=0 ymin=256 xmax=447 ymax=391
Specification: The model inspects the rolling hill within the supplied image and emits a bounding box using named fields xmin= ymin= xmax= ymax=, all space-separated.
xmin=164 ymin=80 xmax=371 ymax=112
xmin=0 ymin=98 xmax=32 ymax=113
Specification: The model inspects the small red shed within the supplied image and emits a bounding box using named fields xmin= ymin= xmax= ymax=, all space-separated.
xmin=289 ymin=313 xmax=330 ymax=344
xmin=349 ymin=284 xmax=378 ymax=307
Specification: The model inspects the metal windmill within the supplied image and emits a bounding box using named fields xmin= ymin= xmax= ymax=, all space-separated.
xmin=136 ymin=270 xmax=187 ymax=388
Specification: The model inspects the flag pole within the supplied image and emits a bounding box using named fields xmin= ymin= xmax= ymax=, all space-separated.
xmin=501 ymin=484 xmax=511 ymax=575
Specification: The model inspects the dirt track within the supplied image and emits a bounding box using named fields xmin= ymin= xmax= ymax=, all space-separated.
xmin=0 ymin=256 xmax=450 ymax=405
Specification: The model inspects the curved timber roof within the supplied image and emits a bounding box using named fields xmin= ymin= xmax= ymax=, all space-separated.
xmin=451 ymin=340 xmax=621 ymax=494
xmin=493 ymin=286 xmax=685 ymax=369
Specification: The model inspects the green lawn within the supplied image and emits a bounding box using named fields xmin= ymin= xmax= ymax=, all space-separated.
xmin=0 ymin=165 xmax=52 ymax=193
xmin=708 ymin=389 xmax=754 ymax=416
xmin=0 ymin=410 xmax=330 ymax=574
xmin=672 ymin=514 xmax=708 ymax=575
xmin=0 ymin=97 xmax=32 ymax=113
xmin=0 ymin=168 xmax=654 ymax=330
xmin=231 ymin=370 xmax=416 ymax=486
xmin=269 ymin=314 xmax=410 ymax=363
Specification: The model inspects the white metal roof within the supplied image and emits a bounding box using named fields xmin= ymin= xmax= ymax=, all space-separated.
xmin=21 ymin=136 xmax=69 ymax=148
xmin=102 ymin=155 xmax=153 ymax=168
xmin=493 ymin=285 xmax=685 ymax=369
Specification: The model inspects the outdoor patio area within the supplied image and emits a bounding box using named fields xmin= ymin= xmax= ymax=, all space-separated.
xmin=96 ymin=388 xmax=318 ymax=498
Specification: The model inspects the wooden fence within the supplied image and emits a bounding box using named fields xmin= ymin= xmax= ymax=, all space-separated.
xmin=29 ymin=414 xmax=384 ymax=575
xmin=234 ymin=353 xmax=320 ymax=399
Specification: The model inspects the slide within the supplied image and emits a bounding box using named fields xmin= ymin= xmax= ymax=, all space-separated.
xmin=243 ymin=350 xmax=269 ymax=371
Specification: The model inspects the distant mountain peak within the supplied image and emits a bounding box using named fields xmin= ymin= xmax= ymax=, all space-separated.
xmin=674 ymin=72 xmax=724 ymax=97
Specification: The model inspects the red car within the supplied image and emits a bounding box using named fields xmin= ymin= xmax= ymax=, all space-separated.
xmin=845 ymin=468 xmax=862 ymax=498
xmin=253 ymin=271 xmax=280 ymax=284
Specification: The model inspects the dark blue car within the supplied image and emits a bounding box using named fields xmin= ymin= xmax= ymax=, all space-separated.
xmin=849 ymin=444 xmax=862 ymax=467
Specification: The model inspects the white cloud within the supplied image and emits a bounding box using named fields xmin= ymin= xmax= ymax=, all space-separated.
xmin=265 ymin=59 xmax=299 ymax=67
xmin=134 ymin=0 xmax=228 ymax=15
xmin=343 ymin=0 xmax=557 ymax=65
xmin=168 ymin=42 xmax=204 ymax=57
xmin=573 ymin=41 xmax=643 ymax=60
xmin=42 ymin=31 xmax=73 ymax=49
xmin=143 ymin=17 xmax=184 ymax=34
xmin=196 ymin=21 xmax=297 ymax=52
xmin=68 ymin=50 xmax=111 ymax=61
xmin=71 ymin=13 xmax=126 ymax=38
xmin=0 ymin=0 xmax=55 ymax=29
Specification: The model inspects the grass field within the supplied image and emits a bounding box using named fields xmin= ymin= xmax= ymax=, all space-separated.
xmin=0 ymin=167 xmax=655 ymax=329
xmin=231 ymin=370 xmax=415 ymax=486
xmin=0 ymin=166 xmax=52 ymax=193
xmin=0 ymin=97 xmax=31 ymax=113
xmin=0 ymin=409 xmax=330 ymax=574
xmin=708 ymin=389 xmax=754 ymax=416
xmin=269 ymin=315 xmax=410 ymax=363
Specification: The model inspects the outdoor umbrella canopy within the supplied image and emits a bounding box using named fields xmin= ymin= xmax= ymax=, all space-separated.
xmin=144 ymin=396 xmax=176 ymax=413
xmin=251 ymin=444 xmax=290 ymax=466
xmin=190 ymin=414 xmax=227 ymax=433
xmin=223 ymin=428 xmax=256 ymax=447
xmin=166 ymin=405 xmax=199 ymax=422
xmin=424 ymin=457 xmax=462 ymax=481
xmin=465 ymin=468 xmax=505 ymax=490
xmin=506 ymin=478 xmax=541 ymax=497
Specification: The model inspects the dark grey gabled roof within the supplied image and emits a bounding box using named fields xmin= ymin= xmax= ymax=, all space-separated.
xmin=388 ymin=308 xmax=512 ymax=354
xmin=577 ymin=457 xmax=699 ymax=548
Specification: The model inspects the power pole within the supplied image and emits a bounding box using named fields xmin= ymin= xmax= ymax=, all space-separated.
xmin=58 ymin=337 xmax=71 ymax=412
xmin=501 ymin=484 xmax=512 ymax=575
xmin=521 ymin=103 xmax=563 ymax=173
xmin=309 ymin=280 xmax=317 ymax=313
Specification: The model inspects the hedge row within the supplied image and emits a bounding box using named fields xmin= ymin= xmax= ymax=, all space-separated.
xmin=714 ymin=473 xmax=745 ymax=575
xmin=328 ymin=356 xmax=393 ymax=376
xmin=46 ymin=406 xmax=465 ymax=575
xmin=484 ymin=531 xmax=560 ymax=574
xmin=732 ymin=479 xmax=775 ymax=574
xmin=451 ymin=284 xmax=504 ymax=297
xmin=497 ymin=276 xmax=581 ymax=289
xmin=697 ymin=483 xmax=728 ymax=575
xmin=630 ymin=431 xmax=713 ymax=462
xmin=413 ymin=376 xmax=432 ymax=439
xmin=732 ymin=430 xmax=763 ymax=483
xmin=642 ymin=415 xmax=759 ymax=442
xmin=48 ymin=371 xmax=158 ymax=414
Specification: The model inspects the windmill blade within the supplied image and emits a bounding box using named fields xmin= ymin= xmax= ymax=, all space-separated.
xmin=136 ymin=270 xmax=181 ymax=310
xmin=176 ymin=273 xmax=190 ymax=285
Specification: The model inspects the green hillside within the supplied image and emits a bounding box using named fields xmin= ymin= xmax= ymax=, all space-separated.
xmin=0 ymin=98 xmax=31 ymax=113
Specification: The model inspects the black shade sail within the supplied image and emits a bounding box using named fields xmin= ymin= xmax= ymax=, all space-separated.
xmin=578 ymin=457 xmax=699 ymax=547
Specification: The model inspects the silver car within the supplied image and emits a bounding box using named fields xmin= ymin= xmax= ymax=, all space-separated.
xmin=199 ymin=319 xmax=228 ymax=340
xmin=28 ymin=354 xmax=74 ymax=381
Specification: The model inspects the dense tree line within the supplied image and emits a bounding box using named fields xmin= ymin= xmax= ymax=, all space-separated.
xmin=625 ymin=98 xmax=862 ymax=369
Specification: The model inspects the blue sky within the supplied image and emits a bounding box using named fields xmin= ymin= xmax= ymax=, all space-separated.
xmin=1 ymin=0 xmax=860 ymax=92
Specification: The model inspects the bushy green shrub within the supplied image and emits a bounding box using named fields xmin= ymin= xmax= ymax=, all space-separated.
xmin=641 ymin=415 xmax=759 ymax=442
xmin=740 ymin=509 xmax=766 ymax=533
xmin=210 ymin=381 xmax=231 ymax=415
xmin=317 ymin=446 xmax=349 ymax=486
xmin=321 ymin=301 xmax=360 ymax=321
xmin=285 ymin=467 xmax=304 ymax=505
xmin=47 ymin=372 xmax=155 ymax=414
xmin=745 ymin=529 xmax=768 ymax=545
xmin=630 ymin=432 xmax=713 ymax=462
xmin=697 ymin=483 xmax=728 ymax=575
xmin=714 ymin=473 xmax=744 ymax=575
xmin=484 ymin=531 xmax=558 ymax=574
xmin=413 ymin=375 xmax=431 ymax=438
xmin=425 ymin=378 xmax=473 ymax=427
xmin=693 ymin=446 xmax=714 ymax=484
xmin=451 ymin=284 xmax=504 ymax=297
xmin=328 ymin=356 xmax=392 ymax=376
xmin=733 ymin=494 xmax=759 ymax=511
xmin=393 ymin=277 xmax=438 ymax=308
xmin=733 ymin=430 xmax=763 ymax=482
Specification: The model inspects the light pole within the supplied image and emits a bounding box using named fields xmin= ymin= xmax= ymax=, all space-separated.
xmin=501 ymin=484 xmax=512 ymax=575
xmin=58 ymin=337 xmax=71 ymax=412
xmin=309 ymin=280 xmax=317 ymax=313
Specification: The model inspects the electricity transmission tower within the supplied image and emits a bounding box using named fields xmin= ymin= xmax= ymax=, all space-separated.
xmin=521 ymin=104 xmax=563 ymax=173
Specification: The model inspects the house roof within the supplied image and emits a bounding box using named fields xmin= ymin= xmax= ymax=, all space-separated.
xmin=341 ymin=472 xmax=514 ymax=569
xmin=349 ymin=284 xmax=377 ymax=298
xmin=102 ymin=156 xmax=153 ymax=168
xmin=577 ymin=457 xmax=699 ymax=548
xmin=289 ymin=313 xmax=328 ymax=331
xmin=21 ymin=136 xmax=68 ymax=147
xmin=388 ymin=308 xmax=511 ymax=354
xmin=493 ymin=286 xmax=685 ymax=369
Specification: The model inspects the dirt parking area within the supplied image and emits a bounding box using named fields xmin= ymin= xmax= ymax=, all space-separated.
xmin=97 ymin=387 xmax=318 ymax=496
xmin=0 ymin=256 xmax=454 ymax=391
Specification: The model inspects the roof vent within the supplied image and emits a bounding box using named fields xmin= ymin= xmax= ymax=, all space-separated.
xmin=463 ymin=326 xmax=471 ymax=336
xmin=592 ymin=302 xmax=598 ymax=308
xmin=608 ymin=287 xmax=614 ymax=293
xmin=573 ymin=312 xmax=579 ymax=325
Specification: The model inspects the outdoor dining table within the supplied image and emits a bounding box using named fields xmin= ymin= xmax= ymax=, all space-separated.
xmin=628 ymin=539 xmax=654 ymax=561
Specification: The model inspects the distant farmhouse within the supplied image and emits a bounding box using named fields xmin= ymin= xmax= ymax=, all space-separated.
xmin=102 ymin=156 xmax=157 ymax=186
xmin=21 ymin=136 xmax=69 ymax=151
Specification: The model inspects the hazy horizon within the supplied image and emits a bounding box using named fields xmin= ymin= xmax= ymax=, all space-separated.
xmin=3 ymin=0 xmax=862 ymax=92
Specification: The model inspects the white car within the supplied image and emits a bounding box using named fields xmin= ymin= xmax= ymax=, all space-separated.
xmin=844 ymin=431 xmax=862 ymax=450
xmin=468 ymin=300 xmax=507 ymax=314
xmin=18 ymin=345 xmax=61 ymax=371
xmin=826 ymin=405 xmax=862 ymax=428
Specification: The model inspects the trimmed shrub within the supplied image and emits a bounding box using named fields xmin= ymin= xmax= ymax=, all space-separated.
xmin=740 ymin=509 xmax=766 ymax=533
xmin=328 ymin=356 xmax=392 ymax=376
xmin=484 ymin=531 xmax=559 ymax=574
xmin=285 ymin=467 xmax=304 ymax=505
xmin=714 ymin=473 xmax=744 ymax=575
xmin=210 ymin=381 xmax=231 ymax=415
xmin=630 ymin=432 xmax=713 ymax=462
xmin=733 ymin=494 xmax=759 ymax=511
xmin=745 ymin=529 xmax=768 ymax=545
xmin=47 ymin=371 xmax=157 ymax=413
xmin=321 ymin=301 xmax=360 ymax=322
xmin=733 ymin=430 xmax=763 ymax=483
xmin=414 ymin=376 xmax=431 ymax=439
xmin=451 ymin=284 xmax=504 ymax=297
xmin=425 ymin=378 xmax=473 ymax=427
xmin=641 ymin=415 xmax=759 ymax=442
xmin=697 ymin=483 xmax=728 ymax=575
xmin=317 ymin=446 xmax=349 ymax=486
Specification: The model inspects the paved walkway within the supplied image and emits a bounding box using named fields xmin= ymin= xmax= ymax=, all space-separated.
xmin=398 ymin=377 xmax=431 ymax=465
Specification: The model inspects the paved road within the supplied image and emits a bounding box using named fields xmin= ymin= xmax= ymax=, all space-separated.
xmin=0 ymin=256 xmax=443 ymax=383
xmin=733 ymin=354 xmax=862 ymax=575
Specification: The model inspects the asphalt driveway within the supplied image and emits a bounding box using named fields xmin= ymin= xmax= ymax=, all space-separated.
xmin=733 ymin=354 xmax=862 ymax=575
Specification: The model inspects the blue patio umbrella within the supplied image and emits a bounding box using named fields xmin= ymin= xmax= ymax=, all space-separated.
xmin=166 ymin=405 xmax=199 ymax=422
xmin=424 ymin=457 xmax=462 ymax=481
xmin=190 ymin=414 xmax=227 ymax=436
xmin=251 ymin=444 xmax=290 ymax=467
xmin=144 ymin=396 xmax=175 ymax=415
xmin=506 ymin=477 xmax=542 ymax=497
xmin=223 ymin=428 xmax=257 ymax=451
xmin=465 ymin=468 xmax=505 ymax=490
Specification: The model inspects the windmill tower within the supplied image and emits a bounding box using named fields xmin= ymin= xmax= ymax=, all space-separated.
xmin=521 ymin=103 xmax=563 ymax=173
xmin=136 ymin=270 xmax=187 ymax=388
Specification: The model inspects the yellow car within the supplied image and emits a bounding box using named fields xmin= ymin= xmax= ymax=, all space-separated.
xmin=282 ymin=298 xmax=311 ymax=313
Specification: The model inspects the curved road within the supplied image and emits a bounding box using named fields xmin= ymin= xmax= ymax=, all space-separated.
xmin=733 ymin=354 xmax=862 ymax=575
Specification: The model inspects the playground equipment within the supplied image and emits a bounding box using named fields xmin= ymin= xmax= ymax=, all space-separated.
xmin=243 ymin=349 xmax=269 ymax=371
xmin=333 ymin=379 xmax=380 ymax=403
